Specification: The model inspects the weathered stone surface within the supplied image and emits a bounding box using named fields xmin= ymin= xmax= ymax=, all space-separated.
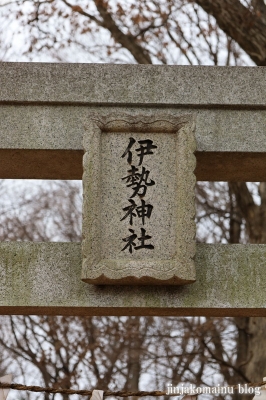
xmin=0 ymin=242 xmax=266 ymax=316
xmin=0 ymin=62 xmax=265 ymax=314
xmin=1 ymin=106 xmax=266 ymax=181
xmin=1 ymin=63 xmax=266 ymax=106
xmin=1 ymin=106 xmax=266 ymax=153
xmin=0 ymin=105 xmax=84 ymax=150
xmin=82 ymin=113 xmax=196 ymax=285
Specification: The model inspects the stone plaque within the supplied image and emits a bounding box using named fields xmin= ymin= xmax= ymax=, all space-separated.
xmin=82 ymin=113 xmax=196 ymax=285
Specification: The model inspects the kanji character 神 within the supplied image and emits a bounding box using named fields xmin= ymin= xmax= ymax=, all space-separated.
xmin=120 ymin=199 xmax=137 ymax=225
xmin=136 ymin=199 xmax=153 ymax=224
xmin=120 ymin=199 xmax=153 ymax=225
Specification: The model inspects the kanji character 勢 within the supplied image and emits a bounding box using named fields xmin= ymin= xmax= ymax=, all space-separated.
xmin=122 ymin=165 xmax=155 ymax=198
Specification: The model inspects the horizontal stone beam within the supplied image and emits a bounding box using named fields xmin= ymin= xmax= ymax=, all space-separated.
xmin=1 ymin=64 xmax=266 ymax=181
xmin=1 ymin=106 xmax=266 ymax=181
xmin=0 ymin=242 xmax=265 ymax=316
xmin=1 ymin=63 xmax=266 ymax=106
xmin=1 ymin=149 xmax=265 ymax=181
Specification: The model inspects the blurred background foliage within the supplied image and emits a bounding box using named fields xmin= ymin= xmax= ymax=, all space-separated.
xmin=0 ymin=0 xmax=266 ymax=399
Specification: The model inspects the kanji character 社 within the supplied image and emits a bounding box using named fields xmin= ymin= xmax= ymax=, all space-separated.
xmin=121 ymin=228 xmax=154 ymax=253
xmin=135 ymin=228 xmax=154 ymax=250
xmin=121 ymin=228 xmax=137 ymax=253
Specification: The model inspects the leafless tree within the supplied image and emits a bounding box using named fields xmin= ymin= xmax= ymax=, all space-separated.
xmin=0 ymin=0 xmax=266 ymax=397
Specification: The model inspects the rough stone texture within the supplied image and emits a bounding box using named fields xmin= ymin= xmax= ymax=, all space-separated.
xmin=1 ymin=64 xmax=266 ymax=181
xmin=0 ymin=242 xmax=266 ymax=316
xmin=1 ymin=106 xmax=266 ymax=153
xmin=0 ymin=63 xmax=266 ymax=313
xmin=0 ymin=105 xmax=84 ymax=150
xmin=1 ymin=107 xmax=266 ymax=181
xmin=82 ymin=113 xmax=196 ymax=285
xmin=1 ymin=63 xmax=266 ymax=106
xmin=0 ymin=105 xmax=266 ymax=153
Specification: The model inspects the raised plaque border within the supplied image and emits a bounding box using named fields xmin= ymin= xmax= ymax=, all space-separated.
xmin=82 ymin=113 xmax=196 ymax=285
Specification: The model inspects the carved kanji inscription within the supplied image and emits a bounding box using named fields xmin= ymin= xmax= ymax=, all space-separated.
xmin=82 ymin=113 xmax=196 ymax=285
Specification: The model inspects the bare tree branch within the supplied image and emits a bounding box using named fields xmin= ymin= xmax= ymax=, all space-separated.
xmin=193 ymin=0 xmax=266 ymax=65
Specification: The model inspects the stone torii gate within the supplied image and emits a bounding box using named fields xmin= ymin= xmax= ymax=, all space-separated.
xmin=0 ymin=62 xmax=266 ymax=316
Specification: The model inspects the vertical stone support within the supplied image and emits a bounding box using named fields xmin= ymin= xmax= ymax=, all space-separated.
xmin=82 ymin=113 xmax=196 ymax=285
